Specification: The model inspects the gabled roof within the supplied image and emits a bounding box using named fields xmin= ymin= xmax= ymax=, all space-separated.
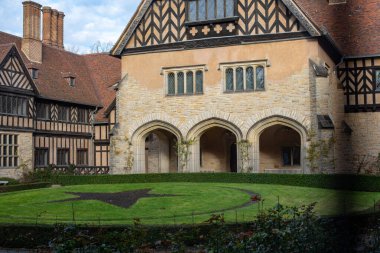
xmin=111 ymin=0 xmax=321 ymax=56
xmin=0 ymin=43 xmax=39 ymax=94
xmin=0 ymin=31 xmax=120 ymax=112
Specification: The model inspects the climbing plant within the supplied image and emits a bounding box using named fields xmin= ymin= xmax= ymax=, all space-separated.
xmin=174 ymin=139 xmax=196 ymax=172
xmin=238 ymin=139 xmax=252 ymax=173
xmin=306 ymin=130 xmax=335 ymax=173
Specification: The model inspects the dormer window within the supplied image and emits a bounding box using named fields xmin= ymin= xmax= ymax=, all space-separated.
xmin=187 ymin=0 xmax=235 ymax=22
xmin=63 ymin=73 xmax=77 ymax=87
xmin=64 ymin=77 xmax=75 ymax=87
xmin=29 ymin=68 xmax=38 ymax=79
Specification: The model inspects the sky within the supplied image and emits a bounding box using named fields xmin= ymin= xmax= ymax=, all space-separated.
xmin=0 ymin=0 xmax=139 ymax=54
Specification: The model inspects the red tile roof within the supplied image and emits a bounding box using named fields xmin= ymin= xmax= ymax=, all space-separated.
xmin=83 ymin=53 xmax=120 ymax=122
xmin=295 ymin=0 xmax=380 ymax=56
xmin=0 ymin=44 xmax=13 ymax=64
xmin=0 ymin=31 xmax=120 ymax=122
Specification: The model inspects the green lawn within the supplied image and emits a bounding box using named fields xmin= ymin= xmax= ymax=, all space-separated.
xmin=0 ymin=182 xmax=379 ymax=225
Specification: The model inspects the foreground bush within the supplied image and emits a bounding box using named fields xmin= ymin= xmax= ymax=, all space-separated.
xmin=2 ymin=204 xmax=378 ymax=252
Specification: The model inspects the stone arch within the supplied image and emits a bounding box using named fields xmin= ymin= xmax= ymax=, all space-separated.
xmin=182 ymin=111 xmax=245 ymax=136
xmin=131 ymin=120 xmax=183 ymax=173
xmin=186 ymin=118 xmax=244 ymax=173
xmin=129 ymin=113 xmax=184 ymax=138
xmin=247 ymin=115 xmax=309 ymax=174
xmin=243 ymin=108 xmax=310 ymax=135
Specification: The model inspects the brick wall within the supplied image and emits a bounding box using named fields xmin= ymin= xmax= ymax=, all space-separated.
xmin=295 ymin=0 xmax=380 ymax=56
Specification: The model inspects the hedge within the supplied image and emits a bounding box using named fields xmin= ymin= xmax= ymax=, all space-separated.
xmin=51 ymin=173 xmax=380 ymax=192
xmin=0 ymin=182 xmax=51 ymax=193
xmin=0 ymin=177 xmax=19 ymax=185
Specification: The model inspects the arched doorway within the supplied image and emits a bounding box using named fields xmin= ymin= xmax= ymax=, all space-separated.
xmin=144 ymin=129 xmax=178 ymax=173
xmin=199 ymin=127 xmax=237 ymax=173
xmin=259 ymin=125 xmax=301 ymax=172
xmin=247 ymin=116 xmax=308 ymax=173
xmin=132 ymin=121 xmax=182 ymax=173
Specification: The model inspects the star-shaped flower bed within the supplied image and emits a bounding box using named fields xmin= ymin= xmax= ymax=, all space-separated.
xmin=50 ymin=189 xmax=178 ymax=209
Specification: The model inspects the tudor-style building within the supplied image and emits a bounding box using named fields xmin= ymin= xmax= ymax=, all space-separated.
xmin=0 ymin=1 xmax=120 ymax=178
xmin=109 ymin=0 xmax=380 ymax=174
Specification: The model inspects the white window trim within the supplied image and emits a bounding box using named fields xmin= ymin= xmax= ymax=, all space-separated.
xmin=219 ymin=60 xmax=269 ymax=93
xmin=162 ymin=65 xmax=207 ymax=96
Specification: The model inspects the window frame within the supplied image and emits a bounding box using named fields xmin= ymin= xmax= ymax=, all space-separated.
xmin=185 ymin=0 xmax=238 ymax=24
xmin=57 ymin=105 xmax=70 ymax=123
xmin=220 ymin=60 xmax=268 ymax=93
xmin=0 ymin=94 xmax=28 ymax=117
xmin=163 ymin=65 xmax=207 ymax=96
xmin=57 ymin=148 xmax=70 ymax=166
xmin=77 ymin=108 xmax=89 ymax=124
xmin=35 ymin=148 xmax=49 ymax=167
xmin=76 ymin=149 xmax=88 ymax=166
xmin=375 ymin=69 xmax=380 ymax=91
xmin=36 ymin=102 xmax=50 ymax=120
xmin=0 ymin=134 xmax=19 ymax=168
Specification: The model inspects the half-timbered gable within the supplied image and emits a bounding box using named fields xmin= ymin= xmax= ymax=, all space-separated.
xmin=0 ymin=45 xmax=37 ymax=131
xmin=0 ymin=46 xmax=36 ymax=92
xmin=337 ymin=57 xmax=380 ymax=113
xmin=112 ymin=0 xmax=320 ymax=54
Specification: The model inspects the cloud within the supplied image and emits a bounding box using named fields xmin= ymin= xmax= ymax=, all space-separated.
xmin=0 ymin=0 xmax=138 ymax=54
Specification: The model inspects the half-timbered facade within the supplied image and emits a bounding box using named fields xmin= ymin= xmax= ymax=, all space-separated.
xmin=109 ymin=0 xmax=380 ymax=174
xmin=0 ymin=1 xmax=120 ymax=178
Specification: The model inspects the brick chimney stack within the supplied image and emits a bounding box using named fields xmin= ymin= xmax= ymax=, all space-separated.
xmin=57 ymin=12 xmax=65 ymax=49
xmin=42 ymin=7 xmax=52 ymax=45
xmin=42 ymin=6 xmax=65 ymax=49
xmin=22 ymin=1 xmax=42 ymax=63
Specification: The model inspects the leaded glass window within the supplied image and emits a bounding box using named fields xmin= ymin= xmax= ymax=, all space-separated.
xmin=0 ymin=134 xmax=18 ymax=168
xmin=168 ymin=72 xmax=175 ymax=95
xmin=35 ymin=149 xmax=48 ymax=167
xmin=177 ymin=72 xmax=185 ymax=95
xmin=236 ymin=67 xmax=244 ymax=91
xmin=198 ymin=0 xmax=206 ymax=20
xmin=0 ymin=95 xmax=27 ymax=116
xmin=188 ymin=1 xmax=197 ymax=21
xmin=187 ymin=0 xmax=235 ymax=22
xmin=256 ymin=66 xmax=265 ymax=90
xmin=196 ymin=71 xmax=203 ymax=93
xmin=376 ymin=70 xmax=380 ymax=91
xmin=225 ymin=0 xmax=234 ymax=17
xmin=58 ymin=106 xmax=70 ymax=122
xmin=187 ymin=71 xmax=194 ymax=94
xmin=57 ymin=148 xmax=69 ymax=166
xmin=216 ymin=0 xmax=224 ymax=19
xmin=207 ymin=0 xmax=215 ymax=19
xmin=226 ymin=68 xmax=234 ymax=91
xmin=246 ymin=67 xmax=254 ymax=90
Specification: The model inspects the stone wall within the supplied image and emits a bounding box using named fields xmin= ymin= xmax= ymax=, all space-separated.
xmin=0 ymin=131 xmax=33 ymax=179
xmin=111 ymin=39 xmax=326 ymax=173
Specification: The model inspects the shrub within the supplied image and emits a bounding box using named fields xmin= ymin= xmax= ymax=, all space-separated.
xmin=0 ymin=177 xmax=19 ymax=185
xmin=51 ymin=173 xmax=380 ymax=192
xmin=0 ymin=182 xmax=51 ymax=193
xmin=2 ymin=204 xmax=375 ymax=253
